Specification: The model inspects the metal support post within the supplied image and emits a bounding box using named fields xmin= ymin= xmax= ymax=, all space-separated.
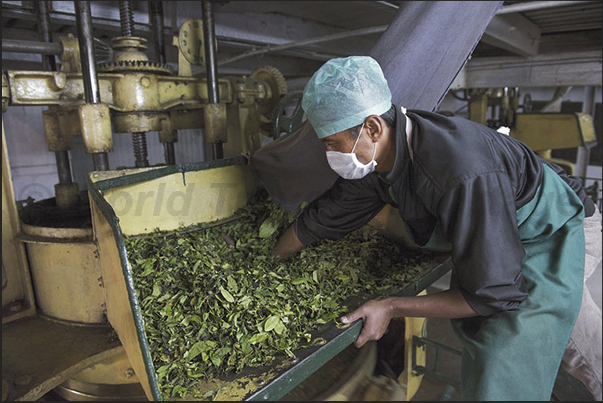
xmin=149 ymin=1 xmax=176 ymax=165
xmin=575 ymin=86 xmax=595 ymax=180
xmin=36 ymin=1 xmax=76 ymax=188
xmin=202 ymin=1 xmax=224 ymax=160
xmin=75 ymin=1 xmax=109 ymax=171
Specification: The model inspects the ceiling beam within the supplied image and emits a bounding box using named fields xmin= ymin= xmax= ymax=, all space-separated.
xmin=481 ymin=14 xmax=541 ymax=57
xmin=496 ymin=1 xmax=593 ymax=15
xmin=450 ymin=50 xmax=602 ymax=88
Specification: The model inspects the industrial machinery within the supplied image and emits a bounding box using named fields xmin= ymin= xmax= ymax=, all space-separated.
xmin=2 ymin=2 xmax=451 ymax=401
xmin=460 ymin=86 xmax=598 ymax=177
xmin=1 ymin=1 xmax=292 ymax=400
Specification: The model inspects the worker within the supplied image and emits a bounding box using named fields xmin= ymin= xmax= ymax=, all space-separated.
xmin=272 ymin=56 xmax=602 ymax=400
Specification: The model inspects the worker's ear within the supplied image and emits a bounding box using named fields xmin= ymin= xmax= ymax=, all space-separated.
xmin=365 ymin=115 xmax=384 ymax=142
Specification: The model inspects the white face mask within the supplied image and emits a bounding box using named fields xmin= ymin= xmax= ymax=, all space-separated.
xmin=325 ymin=123 xmax=378 ymax=180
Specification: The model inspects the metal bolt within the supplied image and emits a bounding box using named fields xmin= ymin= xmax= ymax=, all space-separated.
xmin=53 ymin=73 xmax=67 ymax=89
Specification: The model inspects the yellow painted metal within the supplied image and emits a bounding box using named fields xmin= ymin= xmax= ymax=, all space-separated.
xmin=90 ymin=200 xmax=155 ymax=400
xmin=19 ymin=223 xmax=106 ymax=325
xmin=53 ymin=346 xmax=147 ymax=401
xmin=6 ymin=71 xmax=116 ymax=106
xmin=79 ymin=103 xmax=113 ymax=153
xmin=179 ymin=19 xmax=206 ymax=67
xmin=203 ymin=103 xmax=228 ymax=143
xmin=468 ymin=89 xmax=489 ymax=125
xmin=54 ymin=182 xmax=81 ymax=210
xmin=99 ymin=164 xmax=257 ymax=236
xmin=43 ymin=107 xmax=72 ymax=151
xmin=399 ymin=291 xmax=428 ymax=401
xmin=174 ymin=35 xmax=192 ymax=77
xmin=57 ymin=107 xmax=82 ymax=137
xmin=511 ymin=112 xmax=597 ymax=152
xmin=2 ymin=119 xmax=36 ymax=324
xmin=59 ymin=36 xmax=82 ymax=73
xmin=89 ymin=163 xmax=258 ymax=400
xmin=221 ymin=77 xmax=272 ymax=158
xmin=112 ymin=36 xmax=149 ymax=63
xmin=113 ymin=73 xmax=160 ymax=112
xmin=5 ymin=66 xmax=281 ymax=159
xmin=68 ymin=347 xmax=140 ymax=385
xmin=158 ymin=115 xmax=177 ymax=143
xmin=6 ymin=71 xmax=236 ymax=110
xmin=2 ymin=316 xmax=121 ymax=401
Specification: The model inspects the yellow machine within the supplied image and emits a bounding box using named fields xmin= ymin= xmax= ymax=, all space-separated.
xmin=2 ymin=3 xmax=437 ymax=402
xmin=464 ymin=86 xmax=598 ymax=175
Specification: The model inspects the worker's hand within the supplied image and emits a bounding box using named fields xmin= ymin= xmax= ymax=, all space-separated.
xmin=340 ymin=298 xmax=393 ymax=348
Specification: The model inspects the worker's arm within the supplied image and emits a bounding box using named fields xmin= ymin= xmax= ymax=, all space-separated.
xmin=272 ymin=224 xmax=305 ymax=259
xmin=340 ymin=288 xmax=478 ymax=348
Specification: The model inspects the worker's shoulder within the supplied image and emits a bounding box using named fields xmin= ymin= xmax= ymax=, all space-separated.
xmin=411 ymin=111 xmax=501 ymax=164
xmin=410 ymin=112 xmax=508 ymax=190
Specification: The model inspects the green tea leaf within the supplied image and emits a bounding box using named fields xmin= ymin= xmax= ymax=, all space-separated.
xmin=248 ymin=332 xmax=269 ymax=344
xmin=219 ymin=286 xmax=235 ymax=303
xmin=258 ymin=216 xmax=278 ymax=238
xmin=227 ymin=275 xmax=238 ymax=293
xmin=186 ymin=340 xmax=217 ymax=361
xmin=264 ymin=315 xmax=282 ymax=332
xmin=152 ymin=283 xmax=161 ymax=297
xmin=124 ymin=191 xmax=441 ymax=399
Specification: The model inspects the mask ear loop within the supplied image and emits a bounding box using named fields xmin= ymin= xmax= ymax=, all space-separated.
xmin=350 ymin=122 xmax=365 ymax=154
xmin=351 ymin=121 xmax=378 ymax=164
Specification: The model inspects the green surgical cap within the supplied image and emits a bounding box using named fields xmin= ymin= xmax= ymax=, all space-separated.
xmin=302 ymin=56 xmax=392 ymax=139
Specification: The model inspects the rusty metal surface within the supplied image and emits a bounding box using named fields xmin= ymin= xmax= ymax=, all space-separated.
xmin=2 ymin=315 xmax=121 ymax=401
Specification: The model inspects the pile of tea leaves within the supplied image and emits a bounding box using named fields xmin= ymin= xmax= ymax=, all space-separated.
xmin=125 ymin=191 xmax=437 ymax=399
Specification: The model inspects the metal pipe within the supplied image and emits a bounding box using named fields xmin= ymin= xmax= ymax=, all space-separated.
xmin=164 ymin=142 xmax=175 ymax=165
xmin=55 ymin=151 xmax=73 ymax=184
xmin=496 ymin=1 xmax=592 ymax=15
xmin=202 ymin=1 xmax=219 ymax=104
xmin=212 ymin=143 xmax=224 ymax=160
xmin=218 ymin=25 xmax=388 ymax=67
xmin=75 ymin=1 xmax=109 ymax=171
xmin=35 ymin=1 xmax=58 ymax=72
xmin=36 ymin=1 xmax=75 ymax=185
xmin=149 ymin=1 xmax=175 ymax=165
xmin=202 ymin=1 xmax=223 ymax=160
xmin=2 ymin=39 xmax=62 ymax=55
xmin=74 ymin=1 xmax=101 ymax=105
xmin=92 ymin=153 xmax=110 ymax=172
xmin=149 ymin=1 xmax=167 ymax=64
xmin=379 ymin=0 xmax=592 ymax=14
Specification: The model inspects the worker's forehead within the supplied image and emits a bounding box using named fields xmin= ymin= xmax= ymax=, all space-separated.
xmin=320 ymin=130 xmax=352 ymax=143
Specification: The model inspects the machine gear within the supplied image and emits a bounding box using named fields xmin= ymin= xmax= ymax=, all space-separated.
xmin=250 ymin=65 xmax=288 ymax=117
xmin=97 ymin=60 xmax=173 ymax=75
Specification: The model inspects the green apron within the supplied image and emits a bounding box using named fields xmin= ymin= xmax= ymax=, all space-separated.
xmin=451 ymin=164 xmax=585 ymax=401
